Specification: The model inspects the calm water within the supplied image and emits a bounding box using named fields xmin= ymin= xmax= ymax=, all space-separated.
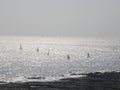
xmin=0 ymin=37 xmax=120 ymax=82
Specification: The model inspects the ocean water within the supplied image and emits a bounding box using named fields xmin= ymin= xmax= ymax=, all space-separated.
xmin=0 ymin=37 xmax=120 ymax=83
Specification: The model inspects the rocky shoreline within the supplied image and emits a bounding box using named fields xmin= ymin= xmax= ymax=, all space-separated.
xmin=0 ymin=72 xmax=120 ymax=90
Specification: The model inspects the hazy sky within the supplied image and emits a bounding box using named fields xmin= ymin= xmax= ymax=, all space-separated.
xmin=0 ymin=0 xmax=120 ymax=38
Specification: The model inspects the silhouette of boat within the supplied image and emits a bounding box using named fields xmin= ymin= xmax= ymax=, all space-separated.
xmin=87 ymin=53 xmax=90 ymax=58
xmin=47 ymin=50 xmax=49 ymax=55
xmin=67 ymin=54 xmax=70 ymax=60
xmin=19 ymin=44 xmax=23 ymax=50
xmin=36 ymin=47 xmax=39 ymax=52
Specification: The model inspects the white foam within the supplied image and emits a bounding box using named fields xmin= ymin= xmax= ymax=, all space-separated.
xmin=6 ymin=72 xmax=85 ymax=83
xmin=9 ymin=76 xmax=27 ymax=83
xmin=25 ymin=73 xmax=84 ymax=82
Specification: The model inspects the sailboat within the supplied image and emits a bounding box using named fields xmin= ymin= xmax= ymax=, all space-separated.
xmin=19 ymin=44 xmax=23 ymax=50
xmin=67 ymin=54 xmax=70 ymax=60
xmin=36 ymin=47 xmax=39 ymax=52
xmin=87 ymin=53 xmax=90 ymax=58
xmin=47 ymin=50 xmax=49 ymax=55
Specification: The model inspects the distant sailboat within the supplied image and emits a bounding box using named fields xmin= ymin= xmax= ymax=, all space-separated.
xmin=67 ymin=54 xmax=70 ymax=60
xmin=47 ymin=50 xmax=49 ymax=55
xmin=36 ymin=47 xmax=39 ymax=52
xmin=87 ymin=53 xmax=90 ymax=58
xmin=19 ymin=44 xmax=23 ymax=50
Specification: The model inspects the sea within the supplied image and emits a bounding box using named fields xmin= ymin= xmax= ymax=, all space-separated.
xmin=0 ymin=36 xmax=120 ymax=83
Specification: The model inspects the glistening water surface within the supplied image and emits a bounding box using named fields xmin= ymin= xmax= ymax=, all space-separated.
xmin=0 ymin=37 xmax=120 ymax=82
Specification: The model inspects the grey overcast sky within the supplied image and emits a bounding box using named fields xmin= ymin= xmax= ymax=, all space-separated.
xmin=0 ymin=0 xmax=120 ymax=38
